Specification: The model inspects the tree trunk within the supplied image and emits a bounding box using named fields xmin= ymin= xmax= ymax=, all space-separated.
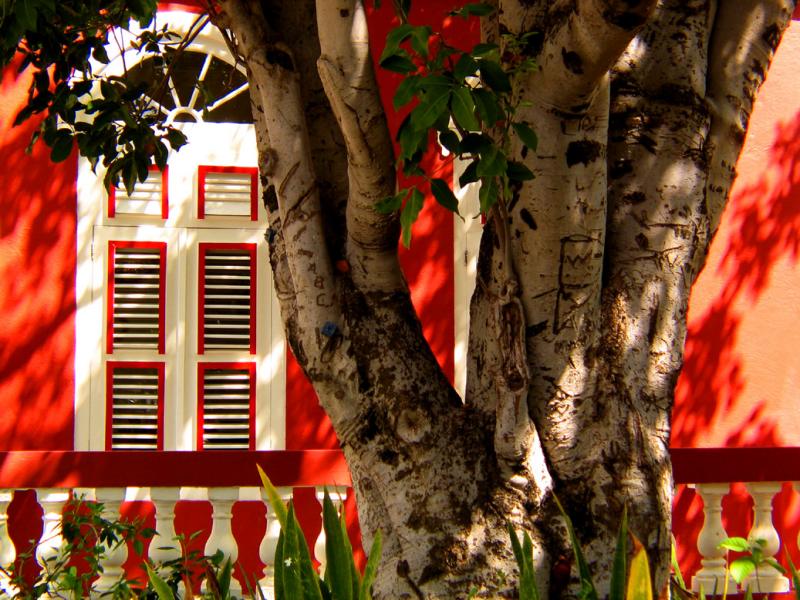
xmin=216 ymin=0 xmax=795 ymax=597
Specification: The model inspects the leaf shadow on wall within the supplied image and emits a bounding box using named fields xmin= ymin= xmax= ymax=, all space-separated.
xmin=672 ymin=108 xmax=800 ymax=578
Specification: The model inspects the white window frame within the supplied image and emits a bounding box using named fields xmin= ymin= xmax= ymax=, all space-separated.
xmin=74 ymin=12 xmax=285 ymax=451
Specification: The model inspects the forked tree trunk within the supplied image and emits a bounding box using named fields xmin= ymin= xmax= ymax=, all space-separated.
xmin=216 ymin=0 xmax=795 ymax=597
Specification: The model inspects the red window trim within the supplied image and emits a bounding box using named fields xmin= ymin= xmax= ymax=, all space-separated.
xmin=108 ymin=165 xmax=169 ymax=219
xmin=198 ymin=242 xmax=257 ymax=355
xmin=196 ymin=361 xmax=256 ymax=451
xmin=107 ymin=241 xmax=167 ymax=355
xmin=197 ymin=165 xmax=258 ymax=221
xmin=105 ymin=361 xmax=165 ymax=451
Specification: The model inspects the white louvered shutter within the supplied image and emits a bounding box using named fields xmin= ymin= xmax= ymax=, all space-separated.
xmin=109 ymin=168 xmax=168 ymax=218
xmin=198 ymin=166 xmax=257 ymax=219
xmin=107 ymin=363 xmax=163 ymax=450
xmin=108 ymin=243 xmax=166 ymax=353
xmin=199 ymin=364 xmax=254 ymax=449
xmin=199 ymin=244 xmax=256 ymax=353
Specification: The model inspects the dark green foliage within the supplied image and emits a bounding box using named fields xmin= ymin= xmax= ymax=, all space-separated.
xmin=1 ymin=0 xmax=188 ymax=194
xmin=376 ymin=2 xmax=539 ymax=246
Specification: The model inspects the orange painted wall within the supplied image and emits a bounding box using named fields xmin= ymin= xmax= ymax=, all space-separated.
xmin=672 ymin=16 xmax=800 ymax=449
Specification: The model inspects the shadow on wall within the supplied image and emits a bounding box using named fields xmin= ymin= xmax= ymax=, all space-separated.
xmin=673 ymin=108 xmax=800 ymax=450
xmin=0 ymin=65 xmax=77 ymax=450
xmin=672 ymin=108 xmax=800 ymax=578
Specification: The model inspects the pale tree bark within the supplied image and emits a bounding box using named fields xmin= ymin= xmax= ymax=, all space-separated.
xmin=214 ymin=0 xmax=795 ymax=597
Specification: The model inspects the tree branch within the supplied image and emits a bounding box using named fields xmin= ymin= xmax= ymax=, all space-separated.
xmin=315 ymin=0 xmax=404 ymax=293
xmin=704 ymin=0 xmax=795 ymax=238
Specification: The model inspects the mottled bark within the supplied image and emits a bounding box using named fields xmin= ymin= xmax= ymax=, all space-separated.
xmin=216 ymin=0 xmax=795 ymax=597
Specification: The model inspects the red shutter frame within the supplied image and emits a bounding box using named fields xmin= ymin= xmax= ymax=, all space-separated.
xmin=105 ymin=361 xmax=165 ymax=451
xmin=107 ymin=165 xmax=169 ymax=219
xmin=196 ymin=361 xmax=256 ymax=450
xmin=197 ymin=165 xmax=258 ymax=220
xmin=107 ymin=240 xmax=167 ymax=355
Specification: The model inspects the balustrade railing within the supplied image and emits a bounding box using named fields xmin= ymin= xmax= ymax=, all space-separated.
xmin=0 ymin=450 xmax=351 ymax=598
xmin=0 ymin=448 xmax=798 ymax=597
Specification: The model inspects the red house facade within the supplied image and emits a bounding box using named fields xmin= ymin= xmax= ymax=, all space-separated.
xmin=0 ymin=1 xmax=799 ymax=595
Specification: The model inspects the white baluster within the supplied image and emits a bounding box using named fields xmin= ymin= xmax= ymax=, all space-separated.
xmin=94 ymin=488 xmax=128 ymax=593
xmin=691 ymin=483 xmax=737 ymax=595
xmin=206 ymin=487 xmax=241 ymax=598
xmin=34 ymin=488 xmax=69 ymax=575
xmin=149 ymin=487 xmax=180 ymax=567
xmin=0 ymin=490 xmax=17 ymax=595
xmin=745 ymin=482 xmax=789 ymax=593
xmin=314 ymin=486 xmax=348 ymax=577
xmin=259 ymin=486 xmax=293 ymax=597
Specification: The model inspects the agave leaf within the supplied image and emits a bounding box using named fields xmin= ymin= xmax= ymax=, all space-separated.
xmin=322 ymin=490 xmax=353 ymax=600
xmin=627 ymin=534 xmax=653 ymax=600
xmin=283 ymin=505 xmax=305 ymax=600
xmin=553 ymin=495 xmax=599 ymax=600
xmin=258 ymin=464 xmax=289 ymax=529
xmin=341 ymin=514 xmax=360 ymax=599
xmin=275 ymin=530 xmax=286 ymax=600
xmin=218 ymin=558 xmax=233 ymax=599
xmin=671 ymin=535 xmax=687 ymax=591
xmin=520 ymin=531 xmax=540 ymax=600
xmin=290 ymin=507 xmax=324 ymax=600
xmin=507 ymin=523 xmax=525 ymax=570
xmin=609 ymin=506 xmax=628 ymax=600
xmin=359 ymin=531 xmax=383 ymax=600
xmin=145 ymin=563 xmax=174 ymax=600
xmin=785 ymin=549 xmax=800 ymax=600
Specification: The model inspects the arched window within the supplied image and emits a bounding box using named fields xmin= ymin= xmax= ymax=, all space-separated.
xmin=74 ymin=11 xmax=285 ymax=453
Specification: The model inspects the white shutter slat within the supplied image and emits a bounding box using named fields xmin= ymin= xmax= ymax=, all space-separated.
xmin=112 ymin=170 xmax=165 ymax=217
xmin=199 ymin=168 xmax=256 ymax=218
xmin=200 ymin=366 xmax=252 ymax=450
xmin=111 ymin=246 xmax=163 ymax=350
xmin=201 ymin=248 xmax=253 ymax=351
xmin=109 ymin=366 xmax=161 ymax=450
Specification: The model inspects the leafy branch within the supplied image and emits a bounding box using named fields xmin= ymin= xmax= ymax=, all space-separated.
xmin=376 ymin=2 xmax=539 ymax=247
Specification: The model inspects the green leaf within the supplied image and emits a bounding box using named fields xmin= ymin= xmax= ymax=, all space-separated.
xmin=472 ymin=43 xmax=499 ymax=58
xmin=476 ymin=146 xmax=507 ymax=178
xmin=376 ymin=190 xmax=406 ymax=214
xmin=397 ymin=114 xmax=427 ymax=160
xmin=554 ymin=495 xmax=599 ymax=600
xmin=410 ymin=26 xmax=431 ymax=57
xmin=359 ymin=531 xmax=382 ymax=600
xmin=718 ymin=537 xmax=750 ymax=553
xmin=479 ymin=60 xmax=511 ymax=92
xmin=218 ymin=558 xmax=233 ymax=598
xmin=454 ymin=54 xmax=478 ymax=81
xmin=671 ymin=536 xmax=686 ymax=591
xmin=166 ymin=128 xmax=187 ymax=150
xmin=17 ymin=0 xmax=38 ymax=31
xmin=507 ymin=161 xmax=535 ymax=181
xmin=459 ymin=160 xmax=479 ymax=187
xmin=282 ymin=505 xmax=305 ymax=600
xmin=430 ymin=178 xmax=459 ymax=213
xmin=627 ymin=535 xmax=653 ymax=600
xmin=459 ymin=132 xmax=492 ymax=154
xmin=520 ymin=532 xmax=539 ymax=600
xmin=394 ymin=76 xmax=420 ymax=109
xmin=145 ymin=563 xmax=174 ymax=600
xmin=275 ymin=531 xmax=286 ymax=600
xmin=257 ymin=464 xmax=288 ymax=529
xmin=379 ymin=23 xmax=415 ymax=63
xmin=50 ymin=130 xmax=73 ymax=163
xmin=418 ymin=75 xmax=453 ymax=103
xmin=609 ymin=506 xmax=627 ymax=600
xmin=472 ymin=91 xmax=499 ymax=129
xmin=400 ymin=188 xmax=424 ymax=248
xmin=410 ymin=91 xmax=451 ymax=132
xmin=380 ymin=53 xmax=417 ymax=74
xmin=729 ymin=557 xmax=757 ymax=585
xmin=452 ymin=3 xmax=496 ymax=17
xmin=512 ymin=122 xmax=538 ymax=151
xmin=451 ymin=87 xmax=480 ymax=132
xmin=323 ymin=491 xmax=353 ymax=600
xmin=438 ymin=129 xmax=460 ymax=154
xmin=478 ymin=177 xmax=497 ymax=212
